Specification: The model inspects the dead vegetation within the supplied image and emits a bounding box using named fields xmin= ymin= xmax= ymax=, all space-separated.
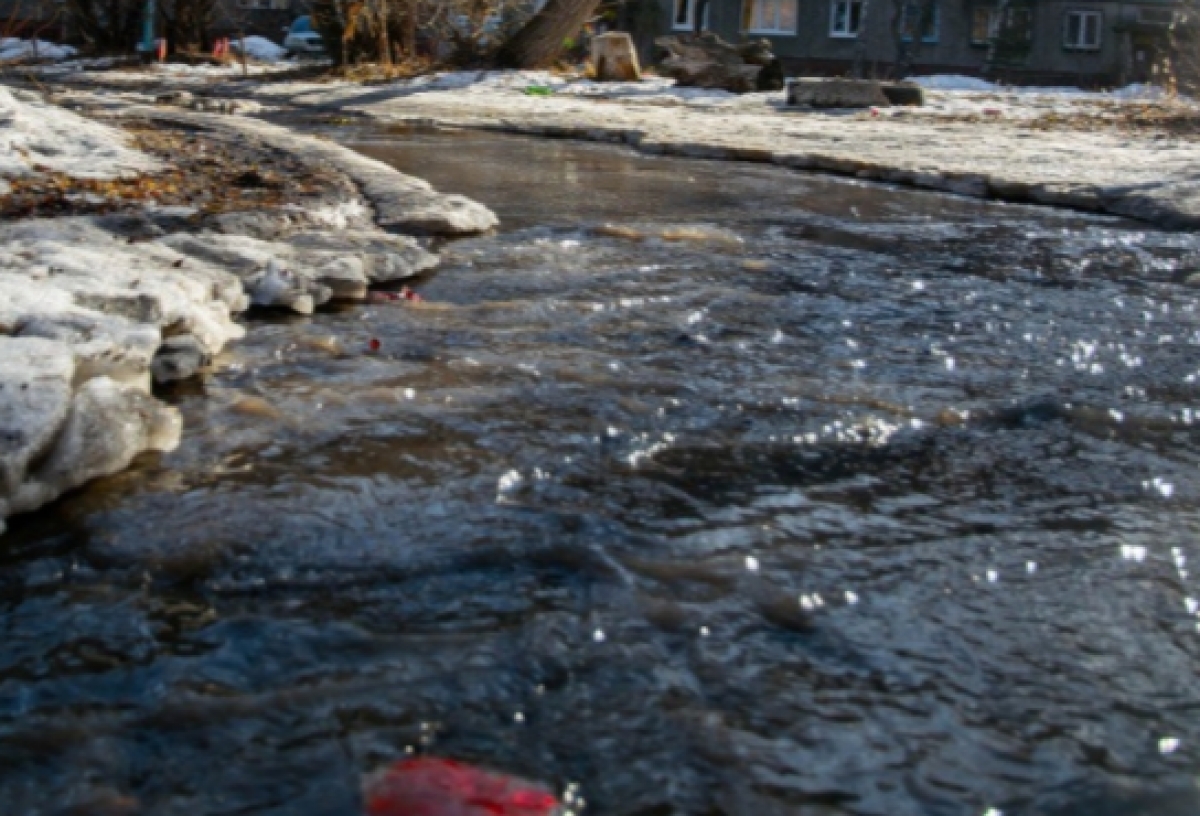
xmin=0 ymin=120 xmax=351 ymax=219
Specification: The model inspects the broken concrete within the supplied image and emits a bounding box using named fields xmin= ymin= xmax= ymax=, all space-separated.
xmin=787 ymin=78 xmax=892 ymax=109
xmin=656 ymin=34 xmax=783 ymax=93
xmin=591 ymin=33 xmax=642 ymax=82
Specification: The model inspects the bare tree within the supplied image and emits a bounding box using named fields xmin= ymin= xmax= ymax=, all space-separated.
xmin=1164 ymin=0 xmax=1197 ymax=93
xmin=495 ymin=0 xmax=599 ymax=68
xmin=160 ymin=0 xmax=219 ymax=52
xmin=66 ymin=0 xmax=142 ymax=52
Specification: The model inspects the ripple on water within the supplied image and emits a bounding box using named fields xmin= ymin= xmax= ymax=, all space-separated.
xmin=1 ymin=131 xmax=1199 ymax=816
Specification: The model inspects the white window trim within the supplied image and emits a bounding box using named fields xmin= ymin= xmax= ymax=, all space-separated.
xmin=672 ymin=0 xmax=711 ymax=31
xmin=1063 ymin=9 xmax=1102 ymax=50
xmin=829 ymin=0 xmax=861 ymax=37
xmin=745 ymin=0 xmax=798 ymax=34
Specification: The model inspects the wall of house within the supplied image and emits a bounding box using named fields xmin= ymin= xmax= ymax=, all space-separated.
xmin=654 ymin=0 xmax=1179 ymax=86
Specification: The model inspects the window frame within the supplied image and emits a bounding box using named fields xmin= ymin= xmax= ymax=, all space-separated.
xmin=970 ymin=6 xmax=999 ymax=44
xmin=1063 ymin=9 xmax=1102 ymax=50
xmin=829 ymin=0 xmax=863 ymax=38
xmin=899 ymin=1 xmax=940 ymax=43
xmin=672 ymin=0 xmax=711 ymax=31
xmin=744 ymin=0 xmax=799 ymax=34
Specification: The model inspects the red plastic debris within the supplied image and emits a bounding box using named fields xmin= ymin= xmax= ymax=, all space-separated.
xmin=368 ymin=288 xmax=423 ymax=303
xmin=364 ymin=758 xmax=560 ymax=816
xmin=368 ymin=338 xmax=382 ymax=352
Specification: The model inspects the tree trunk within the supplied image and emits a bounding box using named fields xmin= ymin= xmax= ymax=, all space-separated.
xmin=495 ymin=0 xmax=601 ymax=69
xmin=377 ymin=25 xmax=392 ymax=64
xmin=400 ymin=0 xmax=416 ymax=56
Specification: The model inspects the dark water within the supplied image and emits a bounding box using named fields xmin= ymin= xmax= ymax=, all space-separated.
xmin=3 ymin=129 xmax=1200 ymax=816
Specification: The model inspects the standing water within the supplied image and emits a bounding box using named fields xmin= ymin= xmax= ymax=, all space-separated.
xmin=2 ymin=129 xmax=1199 ymax=816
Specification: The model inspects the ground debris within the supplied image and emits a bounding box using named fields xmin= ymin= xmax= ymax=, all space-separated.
xmin=0 ymin=118 xmax=354 ymax=219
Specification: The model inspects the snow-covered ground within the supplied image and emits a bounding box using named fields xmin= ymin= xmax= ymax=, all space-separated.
xmin=0 ymin=37 xmax=77 ymax=62
xmin=0 ymin=86 xmax=160 ymax=187
xmin=309 ymin=69 xmax=1191 ymax=122
xmin=903 ymin=74 xmax=1187 ymax=122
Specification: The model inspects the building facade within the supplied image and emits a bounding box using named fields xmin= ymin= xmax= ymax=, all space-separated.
xmin=659 ymin=0 xmax=1190 ymax=86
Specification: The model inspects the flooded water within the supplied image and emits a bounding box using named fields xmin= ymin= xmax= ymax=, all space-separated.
xmin=3 ymin=129 xmax=1200 ymax=816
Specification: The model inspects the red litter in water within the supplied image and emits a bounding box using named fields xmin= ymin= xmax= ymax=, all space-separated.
xmin=364 ymin=757 xmax=560 ymax=816
xmin=368 ymin=338 xmax=382 ymax=352
xmin=367 ymin=289 xmax=422 ymax=303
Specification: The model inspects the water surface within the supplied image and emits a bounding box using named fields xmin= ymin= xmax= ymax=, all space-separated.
xmin=3 ymin=129 xmax=1200 ymax=816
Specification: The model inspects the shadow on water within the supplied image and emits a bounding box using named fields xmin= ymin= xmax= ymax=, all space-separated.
xmin=2 ymin=129 xmax=1200 ymax=815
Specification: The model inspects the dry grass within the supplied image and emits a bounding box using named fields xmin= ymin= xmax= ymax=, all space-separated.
xmin=0 ymin=119 xmax=352 ymax=219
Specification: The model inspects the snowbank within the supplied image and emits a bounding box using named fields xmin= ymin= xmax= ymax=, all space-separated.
xmin=910 ymin=74 xmax=1176 ymax=101
xmin=0 ymin=86 xmax=160 ymax=180
xmin=0 ymin=37 xmax=77 ymax=62
xmin=391 ymin=70 xmax=764 ymax=109
xmin=233 ymin=35 xmax=288 ymax=63
xmin=909 ymin=74 xmax=997 ymax=92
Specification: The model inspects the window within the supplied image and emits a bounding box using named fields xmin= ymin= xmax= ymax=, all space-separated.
xmin=1064 ymin=10 xmax=1101 ymax=49
xmin=829 ymin=0 xmax=863 ymax=37
xmin=673 ymin=0 xmax=710 ymax=30
xmin=899 ymin=1 xmax=939 ymax=42
xmin=971 ymin=5 xmax=1032 ymax=46
xmin=744 ymin=0 xmax=798 ymax=32
xmin=970 ymin=7 xmax=999 ymax=43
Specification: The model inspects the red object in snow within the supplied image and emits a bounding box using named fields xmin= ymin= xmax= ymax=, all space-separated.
xmin=368 ymin=338 xmax=382 ymax=352
xmin=364 ymin=758 xmax=560 ymax=816
xmin=401 ymin=287 xmax=423 ymax=303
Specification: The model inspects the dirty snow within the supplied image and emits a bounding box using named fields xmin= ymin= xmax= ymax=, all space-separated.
xmin=47 ymin=66 xmax=1200 ymax=228
xmin=911 ymin=74 xmax=1175 ymax=100
xmin=0 ymin=37 xmax=77 ymax=62
xmin=0 ymin=86 xmax=160 ymax=181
